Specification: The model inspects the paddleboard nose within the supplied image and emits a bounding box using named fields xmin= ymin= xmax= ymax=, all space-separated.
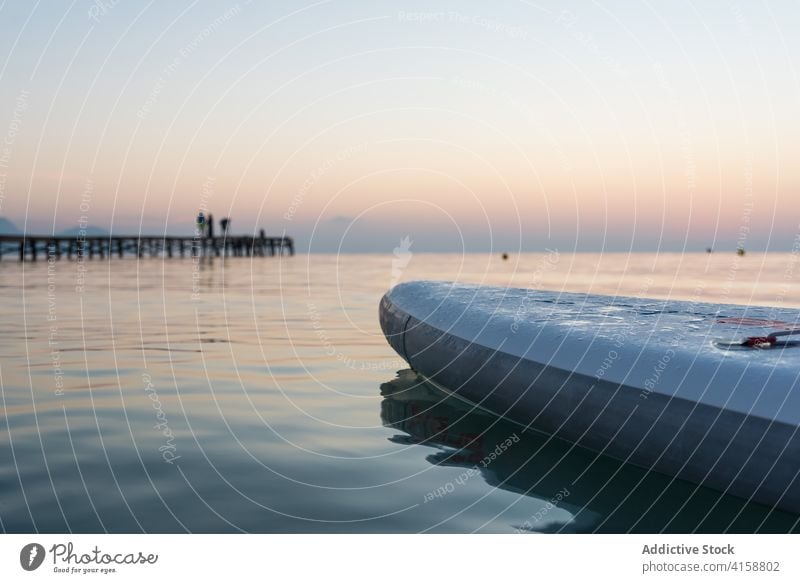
xmin=379 ymin=291 xmax=410 ymax=365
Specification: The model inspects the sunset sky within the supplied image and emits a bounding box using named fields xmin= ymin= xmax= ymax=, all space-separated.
xmin=0 ymin=0 xmax=798 ymax=252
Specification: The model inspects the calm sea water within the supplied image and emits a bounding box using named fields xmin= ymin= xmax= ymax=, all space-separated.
xmin=1 ymin=252 xmax=799 ymax=533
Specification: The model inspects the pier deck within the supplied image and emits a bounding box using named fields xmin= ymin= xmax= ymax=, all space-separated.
xmin=0 ymin=234 xmax=294 ymax=261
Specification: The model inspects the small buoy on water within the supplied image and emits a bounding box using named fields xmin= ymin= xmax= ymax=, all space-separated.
xmin=501 ymin=253 xmax=509 ymax=260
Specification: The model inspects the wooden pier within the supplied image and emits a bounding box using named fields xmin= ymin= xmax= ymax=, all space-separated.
xmin=0 ymin=234 xmax=294 ymax=262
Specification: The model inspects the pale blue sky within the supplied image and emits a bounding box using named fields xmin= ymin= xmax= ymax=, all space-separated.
xmin=1 ymin=0 xmax=798 ymax=251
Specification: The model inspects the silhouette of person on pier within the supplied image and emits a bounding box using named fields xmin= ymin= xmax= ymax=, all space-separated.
xmin=220 ymin=217 xmax=230 ymax=236
xmin=207 ymin=213 xmax=214 ymax=239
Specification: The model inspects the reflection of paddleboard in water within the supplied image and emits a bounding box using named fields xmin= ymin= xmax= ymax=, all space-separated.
xmin=379 ymin=281 xmax=800 ymax=515
xmin=380 ymin=370 xmax=800 ymax=532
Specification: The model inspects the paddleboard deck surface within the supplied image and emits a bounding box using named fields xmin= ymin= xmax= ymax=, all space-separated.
xmin=379 ymin=281 xmax=800 ymax=513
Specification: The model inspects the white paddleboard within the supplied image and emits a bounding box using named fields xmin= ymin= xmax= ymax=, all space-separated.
xmin=379 ymin=280 xmax=800 ymax=514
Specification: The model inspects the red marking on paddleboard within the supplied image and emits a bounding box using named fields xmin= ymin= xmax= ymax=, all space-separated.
xmin=716 ymin=317 xmax=792 ymax=327
xmin=743 ymin=336 xmax=776 ymax=347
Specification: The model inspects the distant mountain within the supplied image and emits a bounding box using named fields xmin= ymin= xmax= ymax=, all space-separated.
xmin=57 ymin=225 xmax=110 ymax=237
xmin=0 ymin=217 xmax=21 ymax=235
